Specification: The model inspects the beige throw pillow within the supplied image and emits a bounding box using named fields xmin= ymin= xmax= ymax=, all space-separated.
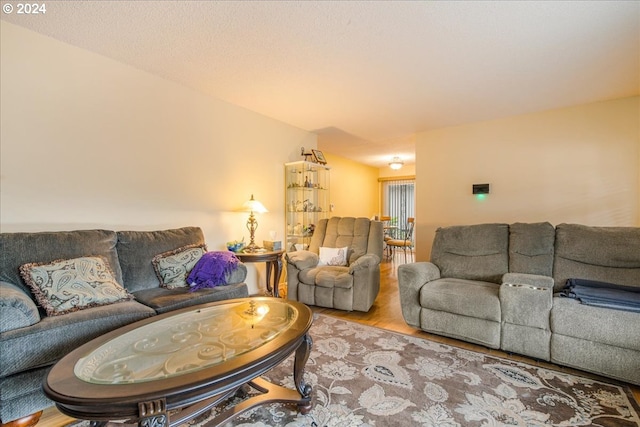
xmin=318 ymin=246 xmax=348 ymax=266
xmin=20 ymin=256 xmax=132 ymax=316
xmin=152 ymin=244 xmax=207 ymax=289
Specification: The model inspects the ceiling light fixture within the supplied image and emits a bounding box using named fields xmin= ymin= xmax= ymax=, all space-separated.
xmin=389 ymin=157 xmax=404 ymax=170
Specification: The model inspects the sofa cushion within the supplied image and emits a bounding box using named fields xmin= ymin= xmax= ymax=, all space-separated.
xmin=132 ymin=282 xmax=249 ymax=314
xmin=419 ymin=278 xmax=501 ymax=322
xmin=299 ymin=266 xmax=353 ymax=289
xmin=0 ymin=229 xmax=121 ymax=296
xmin=116 ymin=227 xmax=205 ymax=292
xmin=152 ymin=244 xmax=207 ymax=289
xmin=551 ymin=297 xmax=640 ymax=351
xmin=430 ymin=223 xmax=509 ymax=283
xmin=0 ymin=300 xmax=155 ymax=378
xmin=553 ymin=223 xmax=640 ymax=291
xmin=0 ymin=282 xmax=41 ymax=333
xmin=509 ymin=222 xmax=555 ymax=276
xmin=20 ymin=256 xmax=133 ymax=316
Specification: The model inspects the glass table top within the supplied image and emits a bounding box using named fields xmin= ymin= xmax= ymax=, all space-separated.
xmin=74 ymin=299 xmax=298 ymax=385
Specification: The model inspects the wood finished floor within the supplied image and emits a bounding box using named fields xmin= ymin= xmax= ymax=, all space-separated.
xmin=38 ymin=253 xmax=639 ymax=426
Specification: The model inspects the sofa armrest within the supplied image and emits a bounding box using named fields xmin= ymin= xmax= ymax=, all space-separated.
xmin=397 ymin=262 xmax=441 ymax=329
xmin=285 ymin=251 xmax=318 ymax=302
xmin=500 ymin=273 xmax=554 ymax=327
xmin=349 ymin=254 xmax=380 ymax=274
xmin=285 ymin=250 xmax=319 ymax=270
xmin=225 ymin=262 xmax=248 ymax=284
xmin=500 ymin=273 xmax=553 ymax=360
xmin=0 ymin=281 xmax=41 ymax=333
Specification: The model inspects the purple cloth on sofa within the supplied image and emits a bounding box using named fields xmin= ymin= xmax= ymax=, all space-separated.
xmin=187 ymin=251 xmax=239 ymax=291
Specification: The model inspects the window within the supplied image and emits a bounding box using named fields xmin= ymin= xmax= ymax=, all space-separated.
xmin=381 ymin=178 xmax=415 ymax=239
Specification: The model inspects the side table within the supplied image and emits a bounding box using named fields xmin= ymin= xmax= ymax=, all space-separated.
xmin=234 ymin=249 xmax=285 ymax=297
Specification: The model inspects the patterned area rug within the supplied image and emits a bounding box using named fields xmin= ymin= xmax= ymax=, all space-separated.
xmin=68 ymin=314 xmax=640 ymax=427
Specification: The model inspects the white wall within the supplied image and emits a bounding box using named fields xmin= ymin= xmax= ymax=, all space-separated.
xmin=415 ymin=96 xmax=639 ymax=260
xmin=0 ymin=22 xmax=317 ymax=294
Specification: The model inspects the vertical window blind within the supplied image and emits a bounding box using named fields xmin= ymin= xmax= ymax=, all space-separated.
xmin=382 ymin=178 xmax=415 ymax=239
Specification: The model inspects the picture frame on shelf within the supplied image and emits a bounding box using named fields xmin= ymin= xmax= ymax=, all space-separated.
xmin=312 ymin=149 xmax=327 ymax=164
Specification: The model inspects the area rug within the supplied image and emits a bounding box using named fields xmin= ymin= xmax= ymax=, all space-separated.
xmin=67 ymin=314 xmax=640 ymax=427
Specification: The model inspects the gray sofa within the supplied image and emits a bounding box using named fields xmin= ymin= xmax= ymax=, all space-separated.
xmin=398 ymin=222 xmax=640 ymax=385
xmin=0 ymin=226 xmax=249 ymax=425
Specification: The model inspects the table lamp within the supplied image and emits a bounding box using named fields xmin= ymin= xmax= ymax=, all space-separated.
xmin=242 ymin=194 xmax=268 ymax=252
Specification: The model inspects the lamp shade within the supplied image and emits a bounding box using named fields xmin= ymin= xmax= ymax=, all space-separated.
xmin=389 ymin=157 xmax=404 ymax=170
xmin=242 ymin=195 xmax=268 ymax=213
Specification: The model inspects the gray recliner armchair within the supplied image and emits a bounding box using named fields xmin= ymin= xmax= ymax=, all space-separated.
xmin=285 ymin=217 xmax=383 ymax=312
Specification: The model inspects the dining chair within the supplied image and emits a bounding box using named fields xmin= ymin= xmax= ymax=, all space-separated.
xmin=386 ymin=217 xmax=415 ymax=263
xmin=380 ymin=215 xmax=393 ymax=258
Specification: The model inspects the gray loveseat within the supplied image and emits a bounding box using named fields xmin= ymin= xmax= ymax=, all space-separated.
xmin=0 ymin=226 xmax=249 ymax=425
xmin=398 ymin=222 xmax=640 ymax=385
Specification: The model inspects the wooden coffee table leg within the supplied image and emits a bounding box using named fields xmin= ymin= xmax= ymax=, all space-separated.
xmin=294 ymin=333 xmax=313 ymax=414
xmin=138 ymin=399 xmax=167 ymax=427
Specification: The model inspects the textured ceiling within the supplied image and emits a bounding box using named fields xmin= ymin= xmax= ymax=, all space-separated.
xmin=2 ymin=1 xmax=639 ymax=167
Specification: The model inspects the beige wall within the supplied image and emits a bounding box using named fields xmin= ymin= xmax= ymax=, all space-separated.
xmin=323 ymin=153 xmax=379 ymax=219
xmin=0 ymin=22 xmax=317 ymax=293
xmin=416 ymin=96 xmax=639 ymax=261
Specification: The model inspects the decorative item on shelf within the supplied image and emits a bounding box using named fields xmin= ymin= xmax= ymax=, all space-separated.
xmin=303 ymin=224 xmax=315 ymax=237
xmin=312 ymin=149 xmax=327 ymax=164
xmin=300 ymin=147 xmax=314 ymax=162
xmin=303 ymin=199 xmax=314 ymax=212
xmin=389 ymin=156 xmax=404 ymax=170
xmin=285 ymin=160 xmax=330 ymax=253
xmin=240 ymin=194 xmax=268 ymax=252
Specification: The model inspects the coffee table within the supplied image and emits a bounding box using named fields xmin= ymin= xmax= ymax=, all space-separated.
xmin=44 ymin=297 xmax=313 ymax=427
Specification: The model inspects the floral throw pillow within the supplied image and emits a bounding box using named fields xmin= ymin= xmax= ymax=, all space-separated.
xmin=20 ymin=256 xmax=133 ymax=316
xmin=152 ymin=244 xmax=207 ymax=289
xmin=318 ymin=246 xmax=349 ymax=266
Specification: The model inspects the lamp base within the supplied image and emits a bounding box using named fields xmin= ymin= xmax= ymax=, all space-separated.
xmin=243 ymin=243 xmax=262 ymax=253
